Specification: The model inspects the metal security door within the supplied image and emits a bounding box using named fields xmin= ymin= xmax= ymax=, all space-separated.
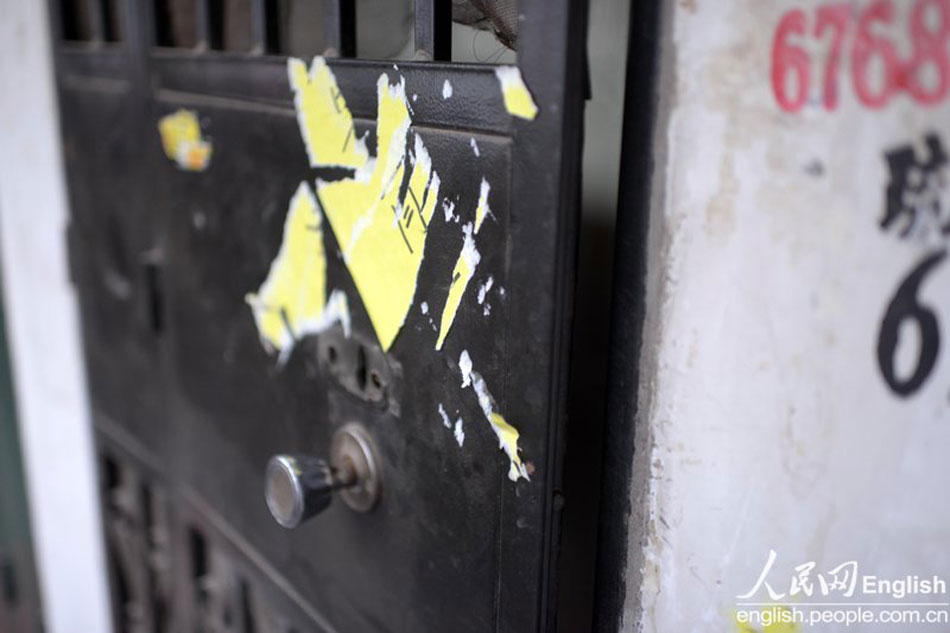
xmin=51 ymin=1 xmax=586 ymax=631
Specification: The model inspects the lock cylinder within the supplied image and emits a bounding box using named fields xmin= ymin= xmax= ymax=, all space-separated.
xmin=265 ymin=424 xmax=381 ymax=528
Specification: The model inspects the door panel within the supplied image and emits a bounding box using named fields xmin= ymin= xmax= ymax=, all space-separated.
xmin=51 ymin=1 xmax=586 ymax=631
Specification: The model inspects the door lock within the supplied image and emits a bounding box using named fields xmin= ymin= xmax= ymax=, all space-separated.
xmin=265 ymin=424 xmax=381 ymax=528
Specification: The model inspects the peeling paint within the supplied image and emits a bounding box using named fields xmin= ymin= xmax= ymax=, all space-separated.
xmin=477 ymin=276 xmax=494 ymax=305
xmin=436 ymin=222 xmax=481 ymax=350
xmin=474 ymin=177 xmax=491 ymax=232
xmin=436 ymin=179 xmax=492 ymax=349
xmin=459 ymin=349 xmax=473 ymax=388
xmin=438 ymin=403 xmax=466 ymax=447
xmin=284 ymin=56 xmax=529 ymax=484
xmin=459 ymin=349 xmax=529 ymax=481
xmin=442 ymin=198 xmax=457 ymax=223
xmin=494 ymin=66 xmax=539 ymax=120
xmin=158 ymin=109 xmax=212 ymax=171
xmin=246 ymin=183 xmax=350 ymax=362
xmin=438 ymin=403 xmax=452 ymax=429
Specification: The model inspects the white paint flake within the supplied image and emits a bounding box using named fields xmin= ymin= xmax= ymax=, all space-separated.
xmin=442 ymin=79 xmax=453 ymax=100
xmin=438 ymin=403 xmax=452 ymax=429
xmin=322 ymin=289 xmax=352 ymax=338
xmin=477 ymin=276 xmax=494 ymax=305
xmin=420 ymin=301 xmax=429 ymax=315
xmin=454 ymin=419 xmax=465 ymax=446
xmin=459 ymin=349 xmax=473 ymax=388
xmin=442 ymin=198 xmax=456 ymax=223
xmin=459 ymin=222 xmax=482 ymax=271
xmin=470 ymin=137 xmax=480 ymax=157
xmin=475 ymin=178 xmax=492 ymax=231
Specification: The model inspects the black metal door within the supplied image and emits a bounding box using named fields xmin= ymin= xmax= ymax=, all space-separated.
xmin=51 ymin=1 xmax=586 ymax=631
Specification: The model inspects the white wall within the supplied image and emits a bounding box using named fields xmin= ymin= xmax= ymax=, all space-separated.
xmin=624 ymin=1 xmax=950 ymax=631
xmin=0 ymin=1 xmax=112 ymax=632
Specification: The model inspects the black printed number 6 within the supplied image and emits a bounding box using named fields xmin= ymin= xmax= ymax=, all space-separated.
xmin=877 ymin=250 xmax=947 ymax=397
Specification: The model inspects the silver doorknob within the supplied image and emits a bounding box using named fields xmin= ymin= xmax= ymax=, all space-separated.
xmin=265 ymin=424 xmax=381 ymax=528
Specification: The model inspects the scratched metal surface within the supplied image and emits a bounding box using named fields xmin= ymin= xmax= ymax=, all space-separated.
xmin=51 ymin=0 xmax=587 ymax=631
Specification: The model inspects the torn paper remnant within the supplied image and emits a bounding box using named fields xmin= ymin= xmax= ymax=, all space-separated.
xmin=438 ymin=403 xmax=452 ymax=429
xmin=494 ymin=66 xmax=539 ymax=120
xmin=477 ymin=276 xmax=494 ymax=305
xmin=435 ymin=179 xmax=492 ymax=350
xmin=458 ymin=349 xmax=529 ymax=481
xmin=436 ymin=222 xmax=480 ymax=350
xmin=158 ymin=109 xmax=212 ymax=171
xmin=288 ymin=57 xmax=369 ymax=170
xmin=245 ymin=182 xmax=349 ymax=362
xmin=289 ymin=56 xmax=441 ymax=352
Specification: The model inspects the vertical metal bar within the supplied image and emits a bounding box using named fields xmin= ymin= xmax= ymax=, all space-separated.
xmin=324 ymin=0 xmax=355 ymax=57
xmin=89 ymin=0 xmax=106 ymax=42
xmin=250 ymin=0 xmax=267 ymax=52
xmin=196 ymin=0 xmax=219 ymax=49
xmin=252 ymin=0 xmax=281 ymax=54
xmin=414 ymin=0 xmax=449 ymax=61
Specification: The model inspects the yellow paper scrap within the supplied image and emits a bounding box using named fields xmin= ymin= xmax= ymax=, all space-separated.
xmin=246 ymin=182 xmax=349 ymax=361
xmin=435 ymin=178 xmax=492 ymax=350
xmin=459 ymin=349 xmax=529 ymax=481
xmin=436 ymin=222 xmax=479 ymax=350
xmin=494 ymin=66 xmax=539 ymax=120
xmin=289 ymin=57 xmax=440 ymax=351
xmin=288 ymin=57 xmax=369 ymax=170
xmin=158 ymin=109 xmax=212 ymax=171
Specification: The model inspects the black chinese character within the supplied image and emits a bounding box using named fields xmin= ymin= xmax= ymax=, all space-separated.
xmin=881 ymin=134 xmax=949 ymax=239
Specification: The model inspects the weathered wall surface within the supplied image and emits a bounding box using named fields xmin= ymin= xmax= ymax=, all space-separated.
xmin=625 ymin=1 xmax=950 ymax=631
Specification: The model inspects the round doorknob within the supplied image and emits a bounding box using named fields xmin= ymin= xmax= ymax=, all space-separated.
xmin=265 ymin=424 xmax=381 ymax=528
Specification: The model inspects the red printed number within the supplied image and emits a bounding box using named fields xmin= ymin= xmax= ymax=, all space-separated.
xmin=772 ymin=9 xmax=809 ymax=111
xmin=905 ymin=0 xmax=950 ymax=104
xmin=814 ymin=4 xmax=852 ymax=109
xmin=771 ymin=0 xmax=950 ymax=112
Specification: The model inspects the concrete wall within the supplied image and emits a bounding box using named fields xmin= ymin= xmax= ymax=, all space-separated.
xmin=619 ymin=1 xmax=950 ymax=631
xmin=0 ymin=1 xmax=112 ymax=631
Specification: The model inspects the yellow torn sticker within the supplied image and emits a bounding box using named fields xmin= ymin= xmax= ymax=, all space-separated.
xmin=158 ymin=109 xmax=212 ymax=171
xmin=245 ymin=182 xmax=350 ymax=362
xmin=289 ymin=57 xmax=439 ymax=351
xmin=494 ymin=66 xmax=538 ymax=120
xmin=436 ymin=222 xmax=479 ymax=350
xmin=288 ymin=57 xmax=369 ymax=170
xmin=435 ymin=178 xmax=491 ymax=350
xmin=459 ymin=349 xmax=528 ymax=481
